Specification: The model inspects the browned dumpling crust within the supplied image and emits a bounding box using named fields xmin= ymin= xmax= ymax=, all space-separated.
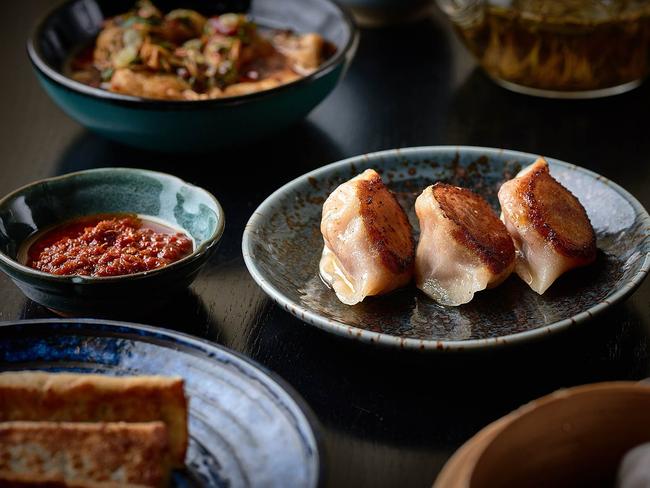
xmin=415 ymin=183 xmax=515 ymax=306
xmin=498 ymin=157 xmax=597 ymax=294
xmin=320 ymin=169 xmax=415 ymax=305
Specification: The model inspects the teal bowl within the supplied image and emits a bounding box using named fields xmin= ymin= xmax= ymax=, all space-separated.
xmin=0 ymin=168 xmax=225 ymax=315
xmin=27 ymin=0 xmax=358 ymax=152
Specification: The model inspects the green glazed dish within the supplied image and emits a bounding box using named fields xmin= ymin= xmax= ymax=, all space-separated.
xmin=0 ymin=168 xmax=225 ymax=315
xmin=26 ymin=0 xmax=358 ymax=152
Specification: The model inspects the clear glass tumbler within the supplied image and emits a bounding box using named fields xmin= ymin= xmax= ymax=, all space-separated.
xmin=437 ymin=0 xmax=650 ymax=98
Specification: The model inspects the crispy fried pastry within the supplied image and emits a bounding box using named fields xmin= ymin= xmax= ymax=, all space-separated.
xmin=0 ymin=421 xmax=171 ymax=487
xmin=0 ymin=372 xmax=187 ymax=466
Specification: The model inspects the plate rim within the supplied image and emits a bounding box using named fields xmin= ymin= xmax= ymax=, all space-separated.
xmin=242 ymin=145 xmax=650 ymax=352
xmin=0 ymin=317 xmax=325 ymax=487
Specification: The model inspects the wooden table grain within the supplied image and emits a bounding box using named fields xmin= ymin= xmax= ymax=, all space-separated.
xmin=2 ymin=2 xmax=649 ymax=487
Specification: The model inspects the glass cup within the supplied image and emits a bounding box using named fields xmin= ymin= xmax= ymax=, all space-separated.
xmin=437 ymin=0 xmax=650 ymax=98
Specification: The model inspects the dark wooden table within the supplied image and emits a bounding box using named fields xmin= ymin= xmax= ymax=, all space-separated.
xmin=3 ymin=2 xmax=650 ymax=486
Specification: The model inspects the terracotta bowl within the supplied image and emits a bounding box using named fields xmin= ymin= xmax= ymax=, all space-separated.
xmin=435 ymin=382 xmax=650 ymax=487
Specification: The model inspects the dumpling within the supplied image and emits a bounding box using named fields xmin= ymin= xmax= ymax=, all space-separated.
xmin=415 ymin=183 xmax=515 ymax=306
xmin=498 ymin=157 xmax=597 ymax=294
xmin=320 ymin=169 xmax=415 ymax=305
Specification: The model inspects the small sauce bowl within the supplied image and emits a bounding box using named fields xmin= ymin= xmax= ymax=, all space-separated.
xmin=0 ymin=168 xmax=225 ymax=315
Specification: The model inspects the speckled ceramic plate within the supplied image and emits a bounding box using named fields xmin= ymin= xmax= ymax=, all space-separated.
xmin=0 ymin=319 xmax=323 ymax=487
xmin=242 ymin=146 xmax=650 ymax=351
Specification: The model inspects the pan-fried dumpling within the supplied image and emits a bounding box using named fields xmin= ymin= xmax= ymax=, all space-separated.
xmin=320 ymin=169 xmax=415 ymax=305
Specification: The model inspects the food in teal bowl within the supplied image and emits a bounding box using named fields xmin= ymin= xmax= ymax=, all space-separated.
xmin=27 ymin=0 xmax=358 ymax=151
xmin=0 ymin=168 xmax=225 ymax=315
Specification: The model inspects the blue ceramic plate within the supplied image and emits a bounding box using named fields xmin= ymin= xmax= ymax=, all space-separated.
xmin=243 ymin=146 xmax=650 ymax=351
xmin=0 ymin=319 xmax=322 ymax=487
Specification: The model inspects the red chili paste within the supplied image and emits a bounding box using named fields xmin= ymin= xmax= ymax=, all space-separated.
xmin=27 ymin=215 xmax=193 ymax=277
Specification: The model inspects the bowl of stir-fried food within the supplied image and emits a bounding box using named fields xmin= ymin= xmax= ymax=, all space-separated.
xmin=27 ymin=0 xmax=358 ymax=151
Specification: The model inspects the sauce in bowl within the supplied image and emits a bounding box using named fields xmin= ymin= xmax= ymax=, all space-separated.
xmin=25 ymin=214 xmax=193 ymax=277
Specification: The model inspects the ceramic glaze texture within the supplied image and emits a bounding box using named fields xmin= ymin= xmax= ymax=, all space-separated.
xmin=0 ymin=169 xmax=220 ymax=249
xmin=0 ymin=168 xmax=224 ymax=315
xmin=27 ymin=0 xmax=358 ymax=151
xmin=243 ymin=147 xmax=650 ymax=350
xmin=0 ymin=319 xmax=322 ymax=488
